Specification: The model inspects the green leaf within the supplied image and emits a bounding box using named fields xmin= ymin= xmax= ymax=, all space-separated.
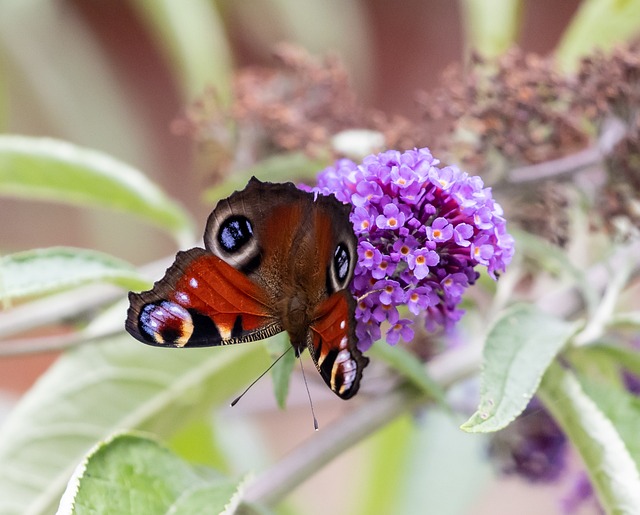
xmin=356 ymin=415 xmax=415 ymax=515
xmin=0 ymin=334 xmax=269 ymax=515
xmin=204 ymin=152 xmax=330 ymax=203
xmin=577 ymin=375 xmax=640 ymax=472
xmin=461 ymin=304 xmax=579 ymax=432
xmin=168 ymin=482 xmax=245 ymax=515
xmin=130 ymin=0 xmax=233 ymax=101
xmin=0 ymin=3 xmax=152 ymax=168
xmin=567 ymin=345 xmax=623 ymax=388
xmin=397 ymin=410 xmax=492 ymax=515
xmin=556 ymin=0 xmax=640 ymax=72
xmin=0 ymin=136 xmax=194 ymax=246
xmin=231 ymin=0 xmax=372 ymax=92
xmin=264 ymin=334 xmax=295 ymax=410
xmin=538 ymin=362 xmax=640 ymax=512
xmin=57 ymin=433 xmax=242 ymax=515
xmin=0 ymin=247 xmax=149 ymax=303
xmin=573 ymin=343 xmax=640 ymax=381
xmin=0 ymin=57 xmax=7 ymax=130
xmin=368 ymin=340 xmax=447 ymax=405
xmin=168 ymin=417 xmax=227 ymax=470
xmin=610 ymin=311 xmax=640 ymax=329
xmin=459 ymin=0 xmax=523 ymax=57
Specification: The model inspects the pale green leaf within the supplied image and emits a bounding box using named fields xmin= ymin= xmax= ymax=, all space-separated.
xmin=576 ymin=344 xmax=640 ymax=378
xmin=610 ymin=311 xmax=640 ymax=329
xmin=56 ymin=433 xmax=244 ymax=515
xmin=0 ymin=2 xmax=152 ymax=167
xmin=168 ymin=417 xmax=228 ymax=470
xmin=539 ymin=362 xmax=640 ymax=513
xmin=567 ymin=345 xmax=624 ymax=388
xmin=168 ymin=481 xmax=245 ymax=515
xmin=264 ymin=334 xmax=295 ymax=410
xmin=356 ymin=415 xmax=414 ymax=515
xmin=0 ymin=247 xmax=149 ymax=302
xmin=204 ymin=152 xmax=330 ymax=203
xmin=461 ymin=304 xmax=579 ymax=432
xmin=369 ymin=340 xmax=447 ymax=405
xmin=0 ymin=57 xmax=7 ymax=130
xmin=459 ymin=0 xmax=523 ymax=57
xmin=556 ymin=0 xmax=640 ymax=71
xmin=578 ymin=375 xmax=640 ymax=472
xmin=0 ymin=334 xmax=268 ymax=515
xmin=130 ymin=0 xmax=233 ymax=101
xmin=397 ymin=410 xmax=492 ymax=515
xmin=230 ymin=0 xmax=373 ymax=94
xmin=0 ymin=136 xmax=194 ymax=246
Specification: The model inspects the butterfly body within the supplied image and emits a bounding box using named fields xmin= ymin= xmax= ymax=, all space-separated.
xmin=126 ymin=177 xmax=368 ymax=399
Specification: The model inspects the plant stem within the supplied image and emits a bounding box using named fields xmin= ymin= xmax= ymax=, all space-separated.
xmin=503 ymin=116 xmax=626 ymax=185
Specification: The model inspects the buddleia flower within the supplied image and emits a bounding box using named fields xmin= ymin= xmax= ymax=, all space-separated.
xmin=313 ymin=147 xmax=514 ymax=350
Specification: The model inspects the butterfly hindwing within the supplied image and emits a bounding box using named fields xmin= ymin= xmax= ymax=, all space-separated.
xmin=126 ymin=248 xmax=283 ymax=348
xmin=307 ymin=290 xmax=369 ymax=399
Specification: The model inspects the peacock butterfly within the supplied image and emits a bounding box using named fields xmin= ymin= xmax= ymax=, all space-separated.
xmin=125 ymin=177 xmax=368 ymax=399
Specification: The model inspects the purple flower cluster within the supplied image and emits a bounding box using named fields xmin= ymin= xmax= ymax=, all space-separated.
xmin=314 ymin=147 xmax=514 ymax=350
xmin=488 ymin=397 xmax=567 ymax=483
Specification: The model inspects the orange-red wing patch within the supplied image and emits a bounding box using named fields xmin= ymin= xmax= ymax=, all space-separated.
xmin=308 ymin=290 xmax=369 ymax=399
xmin=126 ymin=248 xmax=282 ymax=347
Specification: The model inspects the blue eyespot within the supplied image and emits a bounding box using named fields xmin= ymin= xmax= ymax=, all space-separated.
xmin=218 ymin=216 xmax=253 ymax=253
xmin=334 ymin=243 xmax=350 ymax=283
xmin=139 ymin=301 xmax=193 ymax=346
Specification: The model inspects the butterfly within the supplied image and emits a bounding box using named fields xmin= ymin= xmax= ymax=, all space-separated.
xmin=125 ymin=177 xmax=368 ymax=399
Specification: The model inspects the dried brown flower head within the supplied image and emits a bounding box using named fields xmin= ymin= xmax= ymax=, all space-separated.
xmin=602 ymin=118 xmax=640 ymax=237
xmin=510 ymin=181 xmax=570 ymax=247
xmin=576 ymin=38 xmax=640 ymax=124
xmin=574 ymin=38 xmax=640 ymax=237
xmin=174 ymin=44 xmax=366 ymax=179
xmin=419 ymin=49 xmax=590 ymax=177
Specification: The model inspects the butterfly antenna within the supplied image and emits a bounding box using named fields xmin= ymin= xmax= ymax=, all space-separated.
xmin=297 ymin=353 xmax=319 ymax=431
xmin=230 ymin=346 xmax=293 ymax=407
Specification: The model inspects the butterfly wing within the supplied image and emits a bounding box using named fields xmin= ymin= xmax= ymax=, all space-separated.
xmin=126 ymin=248 xmax=283 ymax=347
xmin=307 ymin=290 xmax=369 ymax=399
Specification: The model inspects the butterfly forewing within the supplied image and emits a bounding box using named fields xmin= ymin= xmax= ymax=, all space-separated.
xmin=307 ymin=290 xmax=369 ymax=399
xmin=126 ymin=248 xmax=283 ymax=347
